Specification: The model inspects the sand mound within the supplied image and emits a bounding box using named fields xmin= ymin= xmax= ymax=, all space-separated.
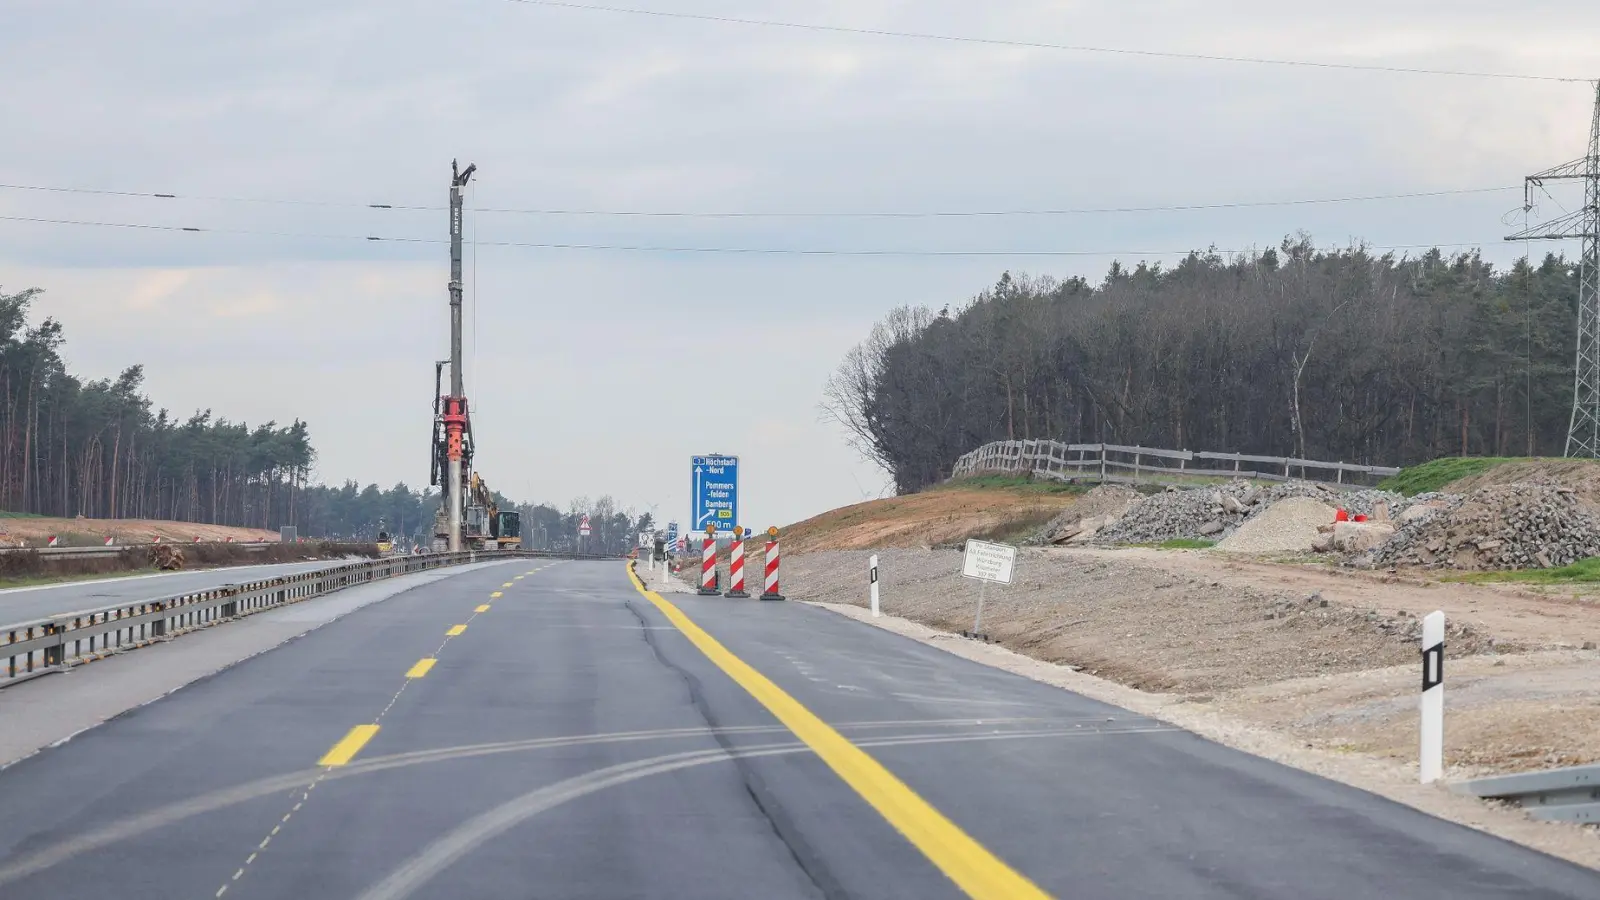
xmin=1215 ymin=497 xmax=1336 ymax=554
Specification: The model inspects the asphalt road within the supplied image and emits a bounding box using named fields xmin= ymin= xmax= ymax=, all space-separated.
xmin=0 ymin=560 xmax=344 ymax=625
xmin=0 ymin=559 xmax=1596 ymax=899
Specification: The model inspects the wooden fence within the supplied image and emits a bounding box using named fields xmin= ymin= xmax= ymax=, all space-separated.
xmin=949 ymin=440 xmax=1401 ymax=489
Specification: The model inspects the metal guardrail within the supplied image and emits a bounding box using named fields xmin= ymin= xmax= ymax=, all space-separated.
xmin=0 ymin=548 xmax=617 ymax=686
xmin=1452 ymin=764 xmax=1600 ymax=823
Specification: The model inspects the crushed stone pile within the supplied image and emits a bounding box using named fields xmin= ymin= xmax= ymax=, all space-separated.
xmin=1029 ymin=484 xmax=1142 ymax=545
xmin=1367 ymin=483 xmax=1600 ymax=570
xmin=1094 ymin=478 xmax=1411 ymax=544
xmin=1215 ymin=497 xmax=1337 ymax=554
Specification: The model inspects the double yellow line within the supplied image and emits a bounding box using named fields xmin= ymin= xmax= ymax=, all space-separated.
xmin=626 ymin=566 xmax=1050 ymax=900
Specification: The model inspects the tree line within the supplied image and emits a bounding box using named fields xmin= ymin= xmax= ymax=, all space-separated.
xmin=0 ymin=287 xmax=313 ymax=527
xmin=825 ymin=236 xmax=1582 ymax=494
xmin=1 ymin=285 xmax=653 ymax=549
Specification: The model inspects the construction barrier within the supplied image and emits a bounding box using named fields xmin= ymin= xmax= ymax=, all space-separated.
xmin=760 ymin=538 xmax=784 ymax=601
xmin=725 ymin=531 xmax=749 ymax=598
xmin=698 ymin=536 xmax=719 ymax=595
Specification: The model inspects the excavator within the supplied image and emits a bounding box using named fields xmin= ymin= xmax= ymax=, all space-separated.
xmin=429 ymin=362 xmax=521 ymax=551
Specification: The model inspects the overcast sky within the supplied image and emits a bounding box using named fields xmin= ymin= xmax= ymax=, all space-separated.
xmin=3 ymin=0 xmax=1599 ymax=530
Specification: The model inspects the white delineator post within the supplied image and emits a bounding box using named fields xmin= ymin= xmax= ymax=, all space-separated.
xmin=1420 ymin=610 xmax=1446 ymax=784
xmin=869 ymin=554 xmax=880 ymax=617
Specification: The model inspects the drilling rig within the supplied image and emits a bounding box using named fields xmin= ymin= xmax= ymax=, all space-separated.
xmin=427 ymin=160 xmax=523 ymax=552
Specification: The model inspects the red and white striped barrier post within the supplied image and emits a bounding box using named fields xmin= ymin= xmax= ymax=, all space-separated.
xmin=153 ymin=536 xmax=162 ymax=544
xmin=724 ymin=527 xmax=750 ymax=598
xmin=760 ymin=526 xmax=785 ymax=601
xmin=700 ymin=525 xmax=726 ymax=595
xmin=47 ymin=535 xmax=58 ymax=547
xmin=193 ymin=536 xmax=202 ymax=543
xmin=104 ymin=536 xmax=114 ymax=546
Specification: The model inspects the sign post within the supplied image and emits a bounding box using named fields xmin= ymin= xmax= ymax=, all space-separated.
xmin=869 ymin=554 xmax=880 ymax=617
xmin=691 ymin=455 xmax=739 ymax=535
xmin=960 ymin=539 xmax=1016 ymax=642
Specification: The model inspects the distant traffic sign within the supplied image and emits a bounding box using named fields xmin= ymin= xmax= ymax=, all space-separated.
xmin=579 ymin=514 xmax=591 ymax=537
xmin=691 ymin=455 xmax=739 ymax=533
xmin=665 ymin=521 xmax=679 ymax=545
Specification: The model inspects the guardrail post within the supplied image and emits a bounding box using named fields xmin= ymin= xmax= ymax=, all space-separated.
xmin=42 ymin=623 xmax=63 ymax=667
xmin=151 ymin=603 xmax=167 ymax=637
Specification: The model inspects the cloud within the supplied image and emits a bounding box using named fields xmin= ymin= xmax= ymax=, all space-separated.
xmin=2 ymin=0 xmax=1598 ymax=524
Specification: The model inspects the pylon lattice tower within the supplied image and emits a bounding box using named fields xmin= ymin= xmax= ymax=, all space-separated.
xmin=1507 ymin=81 xmax=1600 ymax=457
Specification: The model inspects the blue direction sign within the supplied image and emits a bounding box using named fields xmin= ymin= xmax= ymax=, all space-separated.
xmin=665 ymin=521 xmax=679 ymax=545
xmin=691 ymin=455 xmax=739 ymax=532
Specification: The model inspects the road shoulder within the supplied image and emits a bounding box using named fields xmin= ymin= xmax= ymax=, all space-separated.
xmin=808 ymin=599 xmax=1600 ymax=873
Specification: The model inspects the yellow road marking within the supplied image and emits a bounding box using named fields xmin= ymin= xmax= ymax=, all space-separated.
xmin=446 ymin=625 xmax=466 ymax=636
xmin=514 ymin=575 xmax=524 ymax=580
xmin=318 ymin=724 xmax=380 ymax=767
xmin=625 ymin=566 xmax=1050 ymax=900
xmin=490 ymin=591 xmax=503 ymax=599
xmin=475 ymin=604 xmax=491 ymax=613
xmin=405 ymin=658 xmax=437 ymax=678
xmin=502 ymin=581 xmax=514 ymax=587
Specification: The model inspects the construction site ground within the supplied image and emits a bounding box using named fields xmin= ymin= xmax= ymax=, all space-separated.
xmin=0 ymin=514 xmax=276 ymax=547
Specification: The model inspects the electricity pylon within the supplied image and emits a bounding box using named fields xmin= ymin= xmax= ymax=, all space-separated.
xmin=1506 ymin=81 xmax=1600 ymax=457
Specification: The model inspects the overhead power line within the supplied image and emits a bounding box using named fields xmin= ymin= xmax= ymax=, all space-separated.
xmin=0 ymin=181 xmax=1520 ymax=219
xmin=0 ymin=212 xmax=1494 ymax=258
xmin=498 ymin=0 xmax=1591 ymax=83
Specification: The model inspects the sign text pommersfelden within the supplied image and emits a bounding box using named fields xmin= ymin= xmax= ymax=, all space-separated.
xmin=961 ymin=539 xmax=1016 ymax=585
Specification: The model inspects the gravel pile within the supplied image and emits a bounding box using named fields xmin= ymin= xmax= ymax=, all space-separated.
xmin=1367 ymin=483 xmax=1600 ymax=570
xmin=1094 ymin=479 xmax=1410 ymax=545
xmin=1215 ymin=497 xmax=1337 ymax=554
xmin=1028 ymin=484 xmax=1142 ymax=545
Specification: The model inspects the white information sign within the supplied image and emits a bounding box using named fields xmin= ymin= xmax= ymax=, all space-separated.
xmin=961 ymin=539 xmax=1016 ymax=585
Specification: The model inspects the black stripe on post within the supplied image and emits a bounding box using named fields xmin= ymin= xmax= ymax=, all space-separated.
xmin=870 ymin=567 xmax=878 ymax=584
xmin=1421 ymin=642 xmax=1444 ymax=692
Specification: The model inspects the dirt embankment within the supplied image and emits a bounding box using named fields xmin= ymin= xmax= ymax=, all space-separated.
xmin=779 ymin=484 xmax=1080 ymax=554
xmin=1441 ymin=458 xmax=1600 ymax=504
xmin=0 ymin=516 xmax=277 ymax=547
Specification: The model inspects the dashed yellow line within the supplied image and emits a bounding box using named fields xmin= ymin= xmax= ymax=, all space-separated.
xmin=514 ymin=575 xmax=525 ymax=580
xmin=317 ymin=724 xmax=380 ymax=767
xmin=446 ymin=625 xmax=467 ymax=636
xmin=490 ymin=591 xmax=503 ymax=599
xmin=405 ymin=658 xmax=437 ymax=678
xmin=475 ymin=604 xmax=491 ymax=613
xmin=502 ymin=581 xmax=514 ymax=588
xmin=625 ymin=565 xmax=1050 ymax=900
